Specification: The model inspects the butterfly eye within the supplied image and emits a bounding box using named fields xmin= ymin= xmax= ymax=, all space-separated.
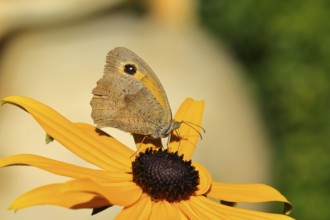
xmin=124 ymin=64 xmax=137 ymax=75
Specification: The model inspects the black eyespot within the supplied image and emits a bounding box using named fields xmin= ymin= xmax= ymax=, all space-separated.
xmin=124 ymin=64 xmax=137 ymax=75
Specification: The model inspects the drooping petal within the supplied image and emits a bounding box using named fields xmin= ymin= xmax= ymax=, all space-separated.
xmin=9 ymin=183 xmax=110 ymax=211
xmin=149 ymin=200 xmax=182 ymax=220
xmin=1 ymin=96 xmax=131 ymax=172
xmin=208 ymin=182 xmax=293 ymax=215
xmin=192 ymin=162 xmax=212 ymax=195
xmin=0 ymin=154 xmax=132 ymax=182
xmin=169 ymin=98 xmax=205 ymax=160
xmin=115 ymin=194 xmax=152 ymax=220
xmin=189 ymin=196 xmax=295 ymax=220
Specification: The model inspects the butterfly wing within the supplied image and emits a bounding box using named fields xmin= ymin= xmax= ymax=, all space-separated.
xmin=91 ymin=47 xmax=173 ymax=137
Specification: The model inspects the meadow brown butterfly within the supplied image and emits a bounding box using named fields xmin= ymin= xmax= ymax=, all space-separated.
xmin=90 ymin=47 xmax=180 ymax=139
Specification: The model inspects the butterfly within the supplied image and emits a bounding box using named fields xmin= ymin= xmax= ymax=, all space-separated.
xmin=90 ymin=47 xmax=180 ymax=139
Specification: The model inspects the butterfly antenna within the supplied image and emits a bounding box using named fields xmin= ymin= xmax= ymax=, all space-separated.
xmin=182 ymin=121 xmax=205 ymax=140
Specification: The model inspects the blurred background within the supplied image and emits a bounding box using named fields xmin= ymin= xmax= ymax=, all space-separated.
xmin=0 ymin=0 xmax=328 ymax=219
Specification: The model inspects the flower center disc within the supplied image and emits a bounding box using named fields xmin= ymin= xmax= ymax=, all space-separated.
xmin=132 ymin=148 xmax=199 ymax=203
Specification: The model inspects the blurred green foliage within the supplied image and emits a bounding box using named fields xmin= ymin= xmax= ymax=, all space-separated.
xmin=199 ymin=1 xmax=330 ymax=220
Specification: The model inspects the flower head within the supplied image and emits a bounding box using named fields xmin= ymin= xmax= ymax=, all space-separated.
xmin=0 ymin=96 xmax=294 ymax=219
xmin=132 ymin=148 xmax=199 ymax=203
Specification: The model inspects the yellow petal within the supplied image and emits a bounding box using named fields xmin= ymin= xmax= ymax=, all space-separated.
xmin=189 ymin=196 xmax=295 ymax=220
xmin=0 ymin=154 xmax=132 ymax=182
xmin=208 ymin=182 xmax=293 ymax=215
xmin=61 ymin=179 xmax=142 ymax=207
xmin=188 ymin=196 xmax=224 ymax=219
xmin=192 ymin=162 xmax=212 ymax=195
xmin=176 ymin=200 xmax=201 ymax=220
xmin=177 ymin=209 xmax=189 ymax=220
xmin=1 ymin=96 xmax=131 ymax=172
xmin=149 ymin=200 xmax=181 ymax=220
xmin=9 ymin=183 xmax=109 ymax=211
xmin=169 ymin=98 xmax=205 ymax=160
xmin=75 ymin=122 xmax=134 ymax=159
xmin=115 ymin=194 xmax=152 ymax=220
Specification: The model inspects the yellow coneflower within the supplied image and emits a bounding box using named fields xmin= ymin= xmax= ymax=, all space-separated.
xmin=0 ymin=96 xmax=293 ymax=219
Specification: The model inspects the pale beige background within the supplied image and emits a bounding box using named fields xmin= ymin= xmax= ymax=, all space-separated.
xmin=0 ymin=0 xmax=271 ymax=219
